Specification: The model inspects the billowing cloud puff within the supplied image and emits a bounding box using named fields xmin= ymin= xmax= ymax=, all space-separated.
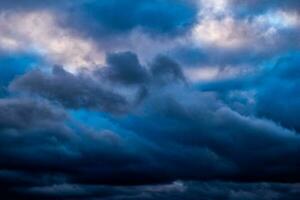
xmin=2 ymin=51 xmax=300 ymax=191
xmin=10 ymin=52 xmax=187 ymax=112
xmin=10 ymin=66 xmax=129 ymax=113
xmin=0 ymin=97 xmax=66 ymax=130
xmin=104 ymin=51 xmax=149 ymax=85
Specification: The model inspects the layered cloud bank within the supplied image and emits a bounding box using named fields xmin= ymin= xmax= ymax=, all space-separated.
xmin=0 ymin=0 xmax=300 ymax=199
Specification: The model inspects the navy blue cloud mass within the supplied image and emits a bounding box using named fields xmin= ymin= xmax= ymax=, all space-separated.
xmin=0 ymin=0 xmax=300 ymax=199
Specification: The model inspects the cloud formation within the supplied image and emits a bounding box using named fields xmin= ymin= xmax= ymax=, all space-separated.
xmin=60 ymin=0 xmax=198 ymax=37
xmin=0 ymin=0 xmax=300 ymax=199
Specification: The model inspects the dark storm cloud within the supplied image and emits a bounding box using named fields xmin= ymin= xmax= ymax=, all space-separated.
xmin=0 ymin=98 xmax=66 ymax=130
xmin=10 ymin=65 xmax=129 ymax=113
xmin=100 ymin=51 xmax=187 ymax=86
xmin=6 ymin=51 xmax=300 ymax=185
xmin=0 ymin=98 xmax=155 ymax=198
xmin=10 ymin=52 xmax=186 ymax=112
xmin=0 ymin=97 xmax=191 ymax=199
xmin=150 ymin=55 xmax=186 ymax=84
xmin=0 ymin=97 xmax=166 ymax=187
xmin=0 ymin=0 xmax=300 ymax=198
xmin=2 ymin=51 xmax=300 ymax=199
xmin=103 ymin=51 xmax=149 ymax=85
xmin=121 ymin=85 xmax=300 ymax=182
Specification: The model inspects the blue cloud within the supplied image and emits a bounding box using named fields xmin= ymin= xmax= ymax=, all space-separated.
xmin=256 ymin=52 xmax=300 ymax=132
xmin=60 ymin=0 xmax=198 ymax=38
xmin=0 ymin=53 xmax=40 ymax=96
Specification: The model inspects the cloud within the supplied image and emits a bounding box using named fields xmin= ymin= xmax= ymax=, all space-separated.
xmin=0 ymin=0 xmax=61 ymax=11
xmin=4 ymin=180 xmax=300 ymax=200
xmin=256 ymin=53 xmax=300 ymax=132
xmin=0 ymin=97 xmax=162 ymax=188
xmin=121 ymin=84 xmax=300 ymax=181
xmin=10 ymin=52 xmax=187 ymax=113
xmin=6 ymin=52 xmax=300 ymax=186
xmin=0 ymin=1 xmax=300 ymax=199
xmin=0 ymin=10 xmax=105 ymax=70
xmin=59 ymin=0 xmax=198 ymax=38
xmin=150 ymin=55 xmax=186 ymax=84
xmin=228 ymin=0 xmax=300 ymax=16
xmin=0 ymin=52 xmax=40 ymax=92
xmin=0 ymin=97 xmax=66 ymax=130
xmin=166 ymin=0 xmax=299 ymax=71
xmin=9 ymin=65 xmax=129 ymax=113
xmin=103 ymin=51 xmax=149 ymax=85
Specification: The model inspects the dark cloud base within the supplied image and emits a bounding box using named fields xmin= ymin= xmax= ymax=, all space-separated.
xmin=2 ymin=181 xmax=300 ymax=200
xmin=1 ymin=52 xmax=300 ymax=199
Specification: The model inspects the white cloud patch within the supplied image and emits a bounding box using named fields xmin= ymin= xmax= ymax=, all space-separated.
xmin=192 ymin=1 xmax=299 ymax=51
xmin=256 ymin=10 xmax=300 ymax=28
xmin=185 ymin=67 xmax=220 ymax=82
xmin=192 ymin=16 xmax=253 ymax=49
xmin=0 ymin=10 xmax=105 ymax=71
xmin=184 ymin=64 xmax=255 ymax=82
xmin=200 ymin=0 xmax=230 ymax=16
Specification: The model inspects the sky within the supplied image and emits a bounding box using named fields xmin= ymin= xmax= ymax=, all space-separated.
xmin=0 ymin=0 xmax=300 ymax=199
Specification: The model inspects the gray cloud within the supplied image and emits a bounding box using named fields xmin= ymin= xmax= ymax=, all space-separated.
xmin=150 ymin=55 xmax=186 ymax=85
xmin=10 ymin=66 xmax=129 ymax=113
xmin=0 ymin=97 xmax=66 ymax=130
xmin=103 ymin=51 xmax=149 ymax=85
xmin=10 ymin=52 xmax=187 ymax=113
